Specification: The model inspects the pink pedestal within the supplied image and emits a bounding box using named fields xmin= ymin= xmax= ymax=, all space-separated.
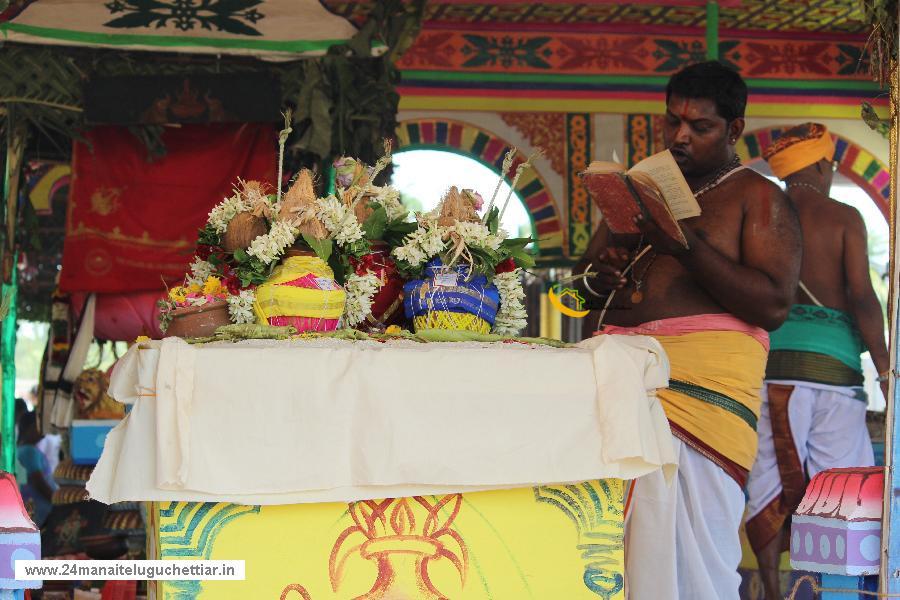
xmin=0 ymin=473 xmax=41 ymax=591
xmin=790 ymin=467 xmax=883 ymax=576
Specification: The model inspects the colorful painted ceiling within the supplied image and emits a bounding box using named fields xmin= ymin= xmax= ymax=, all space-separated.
xmin=323 ymin=0 xmax=868 ymax=35
xmin=325 ymin=1 xmax=883 ymax=118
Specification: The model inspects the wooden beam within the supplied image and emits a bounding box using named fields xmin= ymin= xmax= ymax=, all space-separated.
xmin=881 ymin=62 xmax=900 ymax=594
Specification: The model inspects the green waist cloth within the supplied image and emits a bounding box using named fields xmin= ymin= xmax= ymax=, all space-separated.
xmin=768 ymin=304 xmax=864 ymax=372
xmin=765 ymin=350 xmax=865 ymax=387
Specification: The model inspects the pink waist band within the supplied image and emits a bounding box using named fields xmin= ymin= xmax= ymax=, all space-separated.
xmin=597 ymin=313 xmax=770 ymax=352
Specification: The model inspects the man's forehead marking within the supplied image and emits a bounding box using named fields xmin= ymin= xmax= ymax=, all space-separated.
xmin=667 ymin=97 xmax=720 ymax=122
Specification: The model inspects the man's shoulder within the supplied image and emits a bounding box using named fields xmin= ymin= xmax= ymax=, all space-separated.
xmin=732 ymin=168 xmax=783 ymax=194
xmin=825 ymin=198 xmax=866 ymax=233
xmin=720 ymin=168 xmax=792 ymax=212
xmin=806 ymin=195 xmax=863 ymax=225
xmin=825 ymin=197 xmax=863 ymax=218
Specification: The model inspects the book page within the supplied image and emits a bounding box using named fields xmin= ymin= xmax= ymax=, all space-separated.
xmin=584 ymin=160 xmax=625 ymax=174
xmin=628 ymin=150 xmax=701 ymax=221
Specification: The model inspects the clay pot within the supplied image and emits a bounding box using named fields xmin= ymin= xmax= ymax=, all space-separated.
xmin=164 ymin=299 xmax=231 ymax=338
xmin=222 ymin=213 xmax=267 ymax=252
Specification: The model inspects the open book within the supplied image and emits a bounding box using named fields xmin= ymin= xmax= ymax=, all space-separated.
xmin=581 ymin=149 xmax=700 ymax=248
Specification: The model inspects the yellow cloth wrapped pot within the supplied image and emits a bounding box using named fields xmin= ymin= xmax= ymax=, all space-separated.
xmin=253 ymin=256 xmax=346 ymax=328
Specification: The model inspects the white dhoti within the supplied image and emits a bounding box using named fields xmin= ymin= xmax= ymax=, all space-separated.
xmin=744 ymin=381 xmax=873 ymax=552
xmin=625 ymin=438 xmax=745 ymax=600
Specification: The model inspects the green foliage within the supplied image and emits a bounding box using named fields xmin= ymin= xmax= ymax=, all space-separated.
xmin=327 ymin=250 xmax=350 ymax=286
xmin=301 ymin=234 xmax=333 ymax=264
xmin=465 ymin=245 xmax=504 ymax=277
xmin=198 ymin=224 xmax=221 ymax=247
xmin=484 ymin=206 xmax=500 ymax=235
xmin=362 ymin=203 xmax=388 ymax=240
xmin=232 ymin=248 xmax=274 ymax=288
xmin=284 ymin=0 xmax=426 ymax=171
xmin=381 ymin=219 xmax=417 ymax=248
xmin=502 ymin=238 xmax=537 ymax=269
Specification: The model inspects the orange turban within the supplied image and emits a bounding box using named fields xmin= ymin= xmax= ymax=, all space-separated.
xmin=763 ymin=123 xmax=835 ymax=180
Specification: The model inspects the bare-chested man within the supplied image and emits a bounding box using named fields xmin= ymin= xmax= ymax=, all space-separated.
xmin=573 ymin=62 xmax=801 ymax=598
xmin=745 ymin=123 xmax=887 ymax=600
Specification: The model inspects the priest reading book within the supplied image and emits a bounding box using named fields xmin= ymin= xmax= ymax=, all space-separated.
xmin=581 ymin=149 xmax=701 ymax=248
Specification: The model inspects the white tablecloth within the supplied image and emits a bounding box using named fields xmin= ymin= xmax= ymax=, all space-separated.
xmin=88 ymin=335 xmax=677 ymax=505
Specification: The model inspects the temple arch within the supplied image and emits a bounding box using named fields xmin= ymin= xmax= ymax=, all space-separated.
xmin=394 ymin=118 xmax=565 ymax=263
xmin=738 ymin=127 xmax=890 ymax=219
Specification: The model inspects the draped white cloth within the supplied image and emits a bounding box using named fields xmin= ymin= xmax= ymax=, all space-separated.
xmin=88 ymin=335 xmax=677 ymax=505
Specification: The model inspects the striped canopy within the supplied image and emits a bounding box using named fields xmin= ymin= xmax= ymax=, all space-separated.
xmin=0 ymin=0 xmax=358 ymax=61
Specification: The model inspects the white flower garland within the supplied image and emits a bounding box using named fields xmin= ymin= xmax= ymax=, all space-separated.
xmin=391 ymin=221 xmax=448 ymax=268
xmin=207 ymin=192 xmax=251 ymax=234
xmin=492 ymin=268 xmax=528 ymax=336
xmin=186 ymin=258 xmax=215 ymax=287
xmin=452 ymin=221 xmax=504 ymax=251
xmin=392 ymin=220 xmax=504 ymax=268
xmin=227 ymin=288 xmax=257 ymax=324
xmin=343 ymin=272 xmax=382 ymax=327
xmin=315 ymin=195 xmax=365 ymax=247
xmin=246 ymin=220 xmax=297 ymax=265
xmin=369 ymin=185 xmax=407 ymax=222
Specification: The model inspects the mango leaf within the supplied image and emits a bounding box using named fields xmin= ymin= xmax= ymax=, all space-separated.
xmin=328 ymin=251 xmax=348 ymax=285
xmin=302 ymin=234 xmax=333 ymax=263
xmin=485 ymin=207 xmax=500 ymax=235
xmin=198 ymin=225 xmax=221 ymax=247
xmin=346 ymin=237 xmax=371 ymax=258
xmin=507 ymin=246 xmax=535 ymax=269
xmin=362 ymin=203 xmax=389 ymax=240
xmin=501 ymin=237 xmax=534 ymax=249
xmin=468 ymin=246 xmax=503 ymax=277
xmin=382 ymin=221 xmax=417 ymax=248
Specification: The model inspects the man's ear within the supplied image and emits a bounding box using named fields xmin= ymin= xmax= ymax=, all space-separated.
xmin=728 ymin=118 xmax=746 ymax=144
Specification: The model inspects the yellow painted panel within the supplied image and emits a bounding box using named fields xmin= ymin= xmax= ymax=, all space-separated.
xmin=154 ymin=480 xmax=625 ymax=599
xmin=396 ymin=126 xmax=411 ymax=147
xmin=398 ymin=96 xmax=880 ymax=120
xmin=459 ymin=124 xmax=478 ymax=151
xmin=851 ymin=149 xmax=875 ymax=175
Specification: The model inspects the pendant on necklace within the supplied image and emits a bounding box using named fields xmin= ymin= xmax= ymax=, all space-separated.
xmin=630 ymin=290 xmax=644 ymax=304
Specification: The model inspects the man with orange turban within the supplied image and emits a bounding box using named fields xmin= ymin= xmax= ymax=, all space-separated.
xmin=745 ymin=123 xmax=887 ymax=600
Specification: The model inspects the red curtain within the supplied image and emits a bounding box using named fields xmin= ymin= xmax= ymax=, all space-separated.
xmin=60 ymin=123 xmax=276 ymax=294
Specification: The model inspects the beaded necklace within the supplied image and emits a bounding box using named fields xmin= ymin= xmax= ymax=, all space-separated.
xmin=628 ymin=155 xmax=744 ymax=304
xmin=786 ymin=181 xmax=826 ymax=195
xmin=692 ymin=154 xmax=744 ymax=197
